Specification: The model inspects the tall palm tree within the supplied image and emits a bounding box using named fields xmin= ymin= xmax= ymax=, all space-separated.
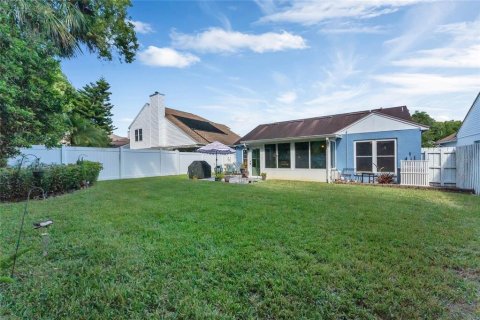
xmin=68 ymin=115 xmax=110 ymax=147
xmin=5 ymin=0 xmax=86 ymax=57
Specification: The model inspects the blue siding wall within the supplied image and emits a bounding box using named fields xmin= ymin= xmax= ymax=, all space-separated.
xmin=335 ymin=129 xmax=422 ymax=172
xmin=457 ymin=93 xmax=480 ymax=146
xmin=235 ymin=146 xmax=244 ymax=164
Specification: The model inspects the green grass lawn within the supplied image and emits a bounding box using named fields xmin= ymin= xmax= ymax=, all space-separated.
xmin=1 ymin=176 xmax=479 ymax=319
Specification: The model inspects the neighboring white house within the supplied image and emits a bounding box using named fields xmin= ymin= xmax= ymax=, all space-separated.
xmin=128 ymin=92 xmax=240 ymax=150
xmin=456 ymin=92 xmax=480 ymax=146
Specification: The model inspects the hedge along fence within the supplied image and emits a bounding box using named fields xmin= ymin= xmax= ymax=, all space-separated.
xmin=0 ymin=161 xmax=102 ymax=202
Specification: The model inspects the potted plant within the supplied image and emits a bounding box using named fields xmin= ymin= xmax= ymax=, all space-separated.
xmin=215 ymin=172 xmax=224 ymax=181
xmin=224 ymin=175 xmax=231 ymax=183
xmin=261 ymin=172 xmax=267 ymax=181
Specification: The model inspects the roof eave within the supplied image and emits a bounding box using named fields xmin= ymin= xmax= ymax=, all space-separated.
xmin=241 ymin=134 xmax=341 ymax=145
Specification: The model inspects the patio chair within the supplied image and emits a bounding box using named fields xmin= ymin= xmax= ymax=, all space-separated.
xmin=225 ymin=163 xmax=236 ymax=175
xmin=340 ymin=168 xmax=359 ymax=182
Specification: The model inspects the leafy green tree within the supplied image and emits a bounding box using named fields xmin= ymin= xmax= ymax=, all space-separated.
xmin=4 ymin=0 xmax=138 ymax=62
xmin=0 ymin=19 xmax=70 ymax=166
xmin=76 ymin=78 xmax=116 ymax=134
xmin=0 ymin=0 xmax=138 ymax=165
xmin=412 ymin=111 xmax=435 ymax=127
xmin=412 ymin=110 xmax=462 ymax=147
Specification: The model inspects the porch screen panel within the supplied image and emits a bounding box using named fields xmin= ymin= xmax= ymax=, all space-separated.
xmin=356 ymin=141 xmax=372 ymax=172
xmin=265 ymin=144 xmax=277 ymax=168
xmin=277 ymin=143 xmax=291 ymax=168
xmin=310 ymin=141 xmax=326 ymax=169
xmin=377 ymin=140 xmax=395 ymax=172
xmin=295 ymin=142 xmax=309 ymax=168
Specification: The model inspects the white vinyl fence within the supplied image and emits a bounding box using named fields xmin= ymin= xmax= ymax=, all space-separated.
xmin=421 ymin=147 xmax=456 ymax=187
xmin=8 ymin=145 xmax=235 ymax=181
xmin=456 ymin=144 xmax=480 ymax=195
xmin=400 ymin=160 xmax=429 ymax=186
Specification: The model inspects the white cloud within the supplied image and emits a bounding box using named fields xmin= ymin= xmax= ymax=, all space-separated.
xmin=277 ymin=91 xmax=297 ymax=104
xmin=171 ymin=28 xmax=307 ymax=53
xmin=372 ymin=73 xmax=480 ymax=95
xmin=258 ymin=0 xmax=426 ymax=25
xmin=138 ymin=46 xmax=200 ymax=68
xmin=129 ymin=20 xmax=154 ymax=34
xmin=392 ymin=44 xmax=480 ymax=68
xmin=391 ymin=17 xmax=480 ymax=68
xmin=320 ymin=24 xmax=386 ymax=34
xmin=306 ymin=86 xmax=367 ymax=106
xmin=436 ymin=19 xmax=480 ymax=42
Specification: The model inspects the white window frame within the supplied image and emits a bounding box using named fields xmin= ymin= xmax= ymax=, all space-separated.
xmin=134 ymin=129 xmax=143 ymax=142
xmin=354 ymin=139 xmax=397 ymax=174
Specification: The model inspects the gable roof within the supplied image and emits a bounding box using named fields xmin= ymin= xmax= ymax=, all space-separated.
xmin=165 ymin=108 xmax=240 ymax=146
xmin=239 ymin=106 xmax=424 ymax=143
xmin=436 ymin=132 xmax=457 ymax=145
xmin=109 ymin=134 xmax=129 ymax=147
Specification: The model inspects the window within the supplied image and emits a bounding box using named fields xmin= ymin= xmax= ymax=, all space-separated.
xmin=330 ymin=140 xmax=336 ymax=168
xmin=265 ymin=144 xmax=277 ymax=168
xmin=376 ymin=140 xmax=395 ymax=172
xmin=134 ymin=129 xmax=143 ymax=142
xmin=356 ymin=141 xmax=373 ymax=172
xmin=277 ymin=143 xmax=291 ymax=168
xmin=355 ymin=140 xmax=396 ymax=173
xmin=310 ymin=141 xmax=326 ymax=169
xmin=295 ymin=142 xmax=309 ymax=168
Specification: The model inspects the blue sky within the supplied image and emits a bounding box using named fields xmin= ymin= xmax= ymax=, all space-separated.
xmin=61 ymin=0 xmax=480 ymax=137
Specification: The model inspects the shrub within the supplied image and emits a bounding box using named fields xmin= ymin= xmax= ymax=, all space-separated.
xmin=377 ymin=173 xmax=395 ymax=184
xmin=0 ymin=161 xmax=102 ymax=202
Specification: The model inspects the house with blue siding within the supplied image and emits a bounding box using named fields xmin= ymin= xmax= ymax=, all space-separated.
xmin=456 ymin=92 xmax=480 ymax=147
xmin=237 ymin=106 xmax=428 ymax=182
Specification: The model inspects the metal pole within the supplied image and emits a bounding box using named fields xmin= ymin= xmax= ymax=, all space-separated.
xmin=11 ymin=187 xmax=45 ymax=277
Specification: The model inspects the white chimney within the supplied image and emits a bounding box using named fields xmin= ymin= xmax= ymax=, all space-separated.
xmin=149 ymin=91 xmax=165 ymax=116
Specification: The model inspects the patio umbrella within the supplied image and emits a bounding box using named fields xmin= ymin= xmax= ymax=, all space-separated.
xmin=197 ymin=141 xmax=235 ymax=172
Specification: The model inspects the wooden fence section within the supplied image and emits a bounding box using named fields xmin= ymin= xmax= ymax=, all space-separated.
xmin=421 ymin=147 xmax=456 ymax=186
xmin=400 ymin=160 xmax=429 ymax=187
xmin=456 ymin=144 xmax=480 ymax=195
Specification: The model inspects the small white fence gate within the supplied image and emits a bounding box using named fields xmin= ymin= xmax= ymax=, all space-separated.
xmin=400 ymin=160 xmax=429 ymax=186
xmin=421 ymin=147 xmax=456 ymax=187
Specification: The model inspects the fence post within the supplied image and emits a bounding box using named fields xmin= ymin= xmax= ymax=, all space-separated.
xmin=61 ymin=145 xmax=66 ymax=164
xmin=176 ymin=150 xmax=180 ymax=175
xmin=119 ymin=147 xmax=123 ymax=180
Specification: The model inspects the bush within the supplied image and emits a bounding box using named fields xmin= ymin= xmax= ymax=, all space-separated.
xmin=0 ymin=161 xmax=102 ymax=202
xmin=377 ymin=173 xmax=395 ymax=184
